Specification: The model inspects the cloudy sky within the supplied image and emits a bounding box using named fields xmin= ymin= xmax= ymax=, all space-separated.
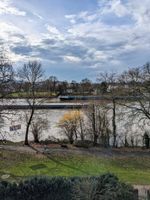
xmin=0 ymin=0 xmax=150 ymax=81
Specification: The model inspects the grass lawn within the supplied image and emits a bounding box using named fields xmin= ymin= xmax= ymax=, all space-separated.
xmin=0 ymin=149 xmax=150 ymax=185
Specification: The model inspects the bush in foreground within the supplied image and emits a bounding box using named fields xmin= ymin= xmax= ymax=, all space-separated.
xmin=0 ymin=174 xmax=136 ymax=200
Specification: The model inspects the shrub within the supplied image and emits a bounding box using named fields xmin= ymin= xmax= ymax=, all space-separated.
xmin=72 ymin=174 xmax=136 ymax=200
xmin=0 ymin=177 xmax=73 ymax=200
xmin=58 ymin=110 xmax=83 ymax=144
xmin=0 ymin=174 xmax=136 ymax=200
xmin=93 ymin=173 xmax=135 ymax=200
xmin=72 ymin=177 xmax=97 ymax=200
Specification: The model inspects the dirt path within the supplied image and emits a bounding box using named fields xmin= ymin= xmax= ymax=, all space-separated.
xmin=1 ymin=144 xmax=150 ymax=158
xmin=0 ymin=145 xmax=36 ymax=154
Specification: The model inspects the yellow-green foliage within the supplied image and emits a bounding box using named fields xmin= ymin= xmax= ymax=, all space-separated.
xmin=58 ymin=110 xmax=84 ymax=143
xmin=59 ymin=110 xmax=82 ymax=127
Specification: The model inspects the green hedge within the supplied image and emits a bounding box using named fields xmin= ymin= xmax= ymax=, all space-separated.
xmin=0 ymin=174 xmax=136 ymax=200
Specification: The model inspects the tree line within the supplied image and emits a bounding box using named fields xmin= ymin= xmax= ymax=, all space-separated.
xmin=0 ymin=52 xmax=150 ymax=148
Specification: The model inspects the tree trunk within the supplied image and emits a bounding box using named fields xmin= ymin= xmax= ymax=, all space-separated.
xmin=34 ymin=137 xmax=40 ymax=143
xmin=92 ymin=104 xmax=97 ymax=146
xmin=24 ymin=107 xmax=34 ymax=145
xmin=112 ymin=99 xmax=117 ymax=147
xmin=79 ymin=118 xmax=84 ymax=141
xmin=69 ymin=136 xmax=74 ymax=144
xmin=93 ymin=134 xmax=98 ymax=146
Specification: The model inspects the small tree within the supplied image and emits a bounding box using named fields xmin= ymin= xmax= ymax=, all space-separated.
xmin=31 ymin=117 xmax=48 ymax=143
xmin=18 ymin=61 xmax=44 ymax=145
xmin=58 ymin=110 xmax=83 ymax=144
xmin=86 ymin=103 xmax=111 ymax=147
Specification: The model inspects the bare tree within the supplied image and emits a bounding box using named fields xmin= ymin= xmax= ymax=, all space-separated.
xmin=48 ymin=76 xmax=58 ymax=94
xmin=86 ymin=103 xmax=111 ymax=147
xmin=80 ymin=78 xmax=93 ymax=95
xmin=0 ymin=51 xmax=14 ymax=99
xmin=58 ymin=80 xmax=68 ymax=95
xmin=86 ymin=104 xmax=98 ymax=146
xmin=0 ymin=50 xmax=14 ymax=141
xmin=31 ymin=117 xmax=48 ymax=143
xmin=118 ymin=63 xmax=150 ymax=147
xmin=78 ymin=112 xmax=87 ymax=141
xmin=18 ymin=61 xmax=44 ymax=145
xmin=97 ymin=72 xmax=118 ymax=147
xmin=70 ymin=80 xmax=79 ymax=94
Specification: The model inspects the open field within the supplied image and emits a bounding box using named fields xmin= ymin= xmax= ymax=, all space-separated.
xmin=0 ymin=148 xmax=150 ymax=185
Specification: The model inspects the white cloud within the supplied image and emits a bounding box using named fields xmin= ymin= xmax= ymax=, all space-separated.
xmin=47 ymin=25 xmax=60 ymax=35
xmin=1 ymin=0 xmax=150 ymax=76
xmin=101 ymin=0 xmax=129 ymax=17
xmin=65 ymin=11 xmax=98 ymax=24
xmin=0 ymin=0 xmax=26 ymax=16
xmin=0 ymin=22 xmax=23 ymax=42
xmin=46 ymin=25 xmax=64 ymax=40
xmin=93 ymin=50 xmax=110 ymax=61
xmin=128 ymin=0 xmax=150 ymax=26
xmin=65 ymin=14 xmax=76 ymax=19
xmin=9 ymin=50 xmax=27 ymax=62
xmin=64 ymin=0 xmax=150 ymax=70
xmin=33 ymin=12 xmax=43 ymax=20
xmin=63 ymin=55 xmax=81 ymax=63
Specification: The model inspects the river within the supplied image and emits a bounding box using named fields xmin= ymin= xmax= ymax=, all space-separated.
xmin=0 ymin=99 xmax=149 ymax=146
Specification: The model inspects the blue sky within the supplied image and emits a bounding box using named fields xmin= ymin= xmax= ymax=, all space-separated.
xmin=1 ymin=0 xmax=150 ymax=81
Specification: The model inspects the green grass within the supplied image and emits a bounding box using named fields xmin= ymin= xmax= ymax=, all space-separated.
xmin=0 ymin=150 xmax=150 ymax=185
xmin=8 ymin=91 xmax=57 ymax=98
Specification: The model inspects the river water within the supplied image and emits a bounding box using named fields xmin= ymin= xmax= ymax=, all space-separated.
xmin=0 ymin=99 xmax=149 ymax=146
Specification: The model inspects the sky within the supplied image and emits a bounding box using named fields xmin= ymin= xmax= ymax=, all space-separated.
xmin=0 ymin=0 xmax=150 ymax=81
